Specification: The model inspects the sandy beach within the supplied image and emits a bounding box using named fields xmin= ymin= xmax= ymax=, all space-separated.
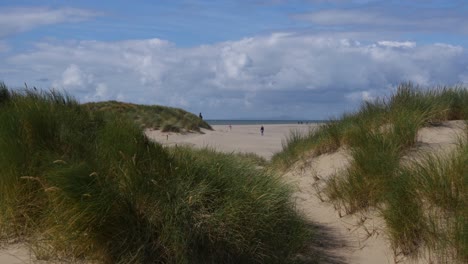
xmin=145 ymin=124 xmax=318 ymax=160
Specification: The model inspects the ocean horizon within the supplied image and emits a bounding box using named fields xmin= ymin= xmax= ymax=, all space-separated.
xmin=205 ymin=120 xmax=325 ymax=125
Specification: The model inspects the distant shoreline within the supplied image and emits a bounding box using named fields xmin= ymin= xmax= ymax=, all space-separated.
xmin=205 ymin=119 xmax=326 ymax=125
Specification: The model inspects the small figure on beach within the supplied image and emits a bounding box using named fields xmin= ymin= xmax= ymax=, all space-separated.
xmin=199 ymin=112 xmax=203 ymax=119
xmin=229 ymin=124 xmax=232 ymax=131
xmin=260 ymin=125 xmax=264 ymax=136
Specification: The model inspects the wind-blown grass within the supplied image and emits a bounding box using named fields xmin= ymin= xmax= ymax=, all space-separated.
xmin=272 ymin=83 xmax=468 ymax=170
xmin=273 ymin=83 xmax=468 ymax=262
xmin=0 ymin=84 xmax=308 ymax=263
xmin=404 ymin=139 xmax=468 ymax=263
xmin=84 ymin=100 xmax=212 ymax=132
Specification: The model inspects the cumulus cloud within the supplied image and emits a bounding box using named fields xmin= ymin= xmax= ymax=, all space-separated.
xmin=0 ymin=7 xmax=100 ymax=38
xmin=61 ymin=65 xmax=85 ymax=86
xmin=54 ymin=64 xmax=94 ymax=91
xmin=2 ymin=33 xmax=468 ymax=119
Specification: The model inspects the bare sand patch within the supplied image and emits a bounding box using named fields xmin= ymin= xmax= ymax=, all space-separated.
xmin=0 ymin=244 xmax=32 ymax=264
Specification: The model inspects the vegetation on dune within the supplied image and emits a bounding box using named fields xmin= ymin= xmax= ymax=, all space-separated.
xmin=230 ymin=152 xmax=268 ymax=167
xmin=272 ymin=84 xmax=468 ymax=170
xmin=4 ymin=80 xmax=465 ymax=263
xmin=84 ymin=100 xmax=212 ymax=132
xmin=273 ymin=83 xmax=468 ymax=262
xmin=387 ymin=142 xmax=467 ymax=262
xmin=0 ymin=84 xmax=308 ymax=263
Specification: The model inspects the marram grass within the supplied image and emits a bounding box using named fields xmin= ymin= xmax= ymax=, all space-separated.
xmin=0 ymin=84 xmax=309 ymax=263
xmin=272 ymin=83 xmax=468 ymax=170
xmin=273 ymin=83 xmax=468 ymax=262
xmin=84 ymin=100 xmax=212 ymax=132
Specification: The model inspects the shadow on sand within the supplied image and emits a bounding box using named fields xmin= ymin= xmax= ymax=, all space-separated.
xmin=295 ymin=222 xmax=350 ymax=264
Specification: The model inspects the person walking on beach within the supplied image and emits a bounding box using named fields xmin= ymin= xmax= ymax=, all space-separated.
xmin=199 ymin=112 xmax=203 ymax=119
xmin=260 ymin=125 xmax=264 ymax=136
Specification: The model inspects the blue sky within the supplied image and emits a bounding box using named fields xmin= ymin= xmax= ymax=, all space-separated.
xmin=1 ymin=0 xmax=468 ymax=119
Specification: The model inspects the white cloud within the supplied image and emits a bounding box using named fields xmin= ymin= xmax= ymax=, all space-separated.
xmin=2 ymin=33 xmax=468 ymax=119
xmin=53 ymin=64 xmax=94 ymax=92
xmin=61 ymin=64 xmax=85 ymax=87
xmin=377 ymin=41 xmax=416 ymax=48
xmin=219 ymin=46 xmax=252 ymax=79
xmin=346 ymin=90 xmax=376 ymax=102
xmin=0 ymin=7 xmax=100 ymax=38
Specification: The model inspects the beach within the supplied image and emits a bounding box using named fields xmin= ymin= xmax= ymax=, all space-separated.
xmin=145 ymin=124 xmax=319 ymax=160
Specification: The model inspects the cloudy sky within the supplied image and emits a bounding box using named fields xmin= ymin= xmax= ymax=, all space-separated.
xmin=1 ymin=0 xmax=467 ymax=119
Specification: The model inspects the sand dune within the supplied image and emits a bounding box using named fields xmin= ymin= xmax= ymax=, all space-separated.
xmin=146 ymin=121 xmax=465 ymax=264
xmin=2 ymin=122 xmax=464 ymax=263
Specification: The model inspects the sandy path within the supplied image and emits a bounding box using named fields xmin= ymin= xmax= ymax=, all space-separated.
xmin=284 ymin=149 xmax=395 ymax=263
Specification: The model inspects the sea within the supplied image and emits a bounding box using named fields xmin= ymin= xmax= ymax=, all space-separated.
xmin=205 ymin=120 xmax=325 ymax=125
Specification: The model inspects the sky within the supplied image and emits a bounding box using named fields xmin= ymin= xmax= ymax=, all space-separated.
xmin=1 ymin=0 xmax=468 ymax=119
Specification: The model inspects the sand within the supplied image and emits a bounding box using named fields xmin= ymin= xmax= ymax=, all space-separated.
xmin=0 ymin=244 xmax=32 ymax=264
xmin=2 ymin=121 xmax=465 ymax=263
xmin=145 ymin=124 xmax=317 ymax=160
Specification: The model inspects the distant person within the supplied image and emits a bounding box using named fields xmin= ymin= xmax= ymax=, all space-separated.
xmin=199 ymin=112 xmax=203 ymax=119
xmin=229 ymin=124 xmax=232 ymax=131
xmin=260 ymin=125 xmax=264 ymax=136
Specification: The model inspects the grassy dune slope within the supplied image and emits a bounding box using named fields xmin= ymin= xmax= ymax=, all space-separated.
xmin=84 ymin=100 xmax=212 ymax=132
xmin=273 ymin=83 xmax=468 ymax=263
xmin=272 ymin=83 xmax=468 ymax=170
xmin=0 ymin=84 xmax=308 ymax=264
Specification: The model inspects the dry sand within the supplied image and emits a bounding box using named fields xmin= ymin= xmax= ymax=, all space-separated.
xmin=2 ymin=121 xmax=465 ymax=263
xmin=0 ymin=244 xmax=33 ymax=264
xmin=145 ymin=124 xmax=317 ymax=160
